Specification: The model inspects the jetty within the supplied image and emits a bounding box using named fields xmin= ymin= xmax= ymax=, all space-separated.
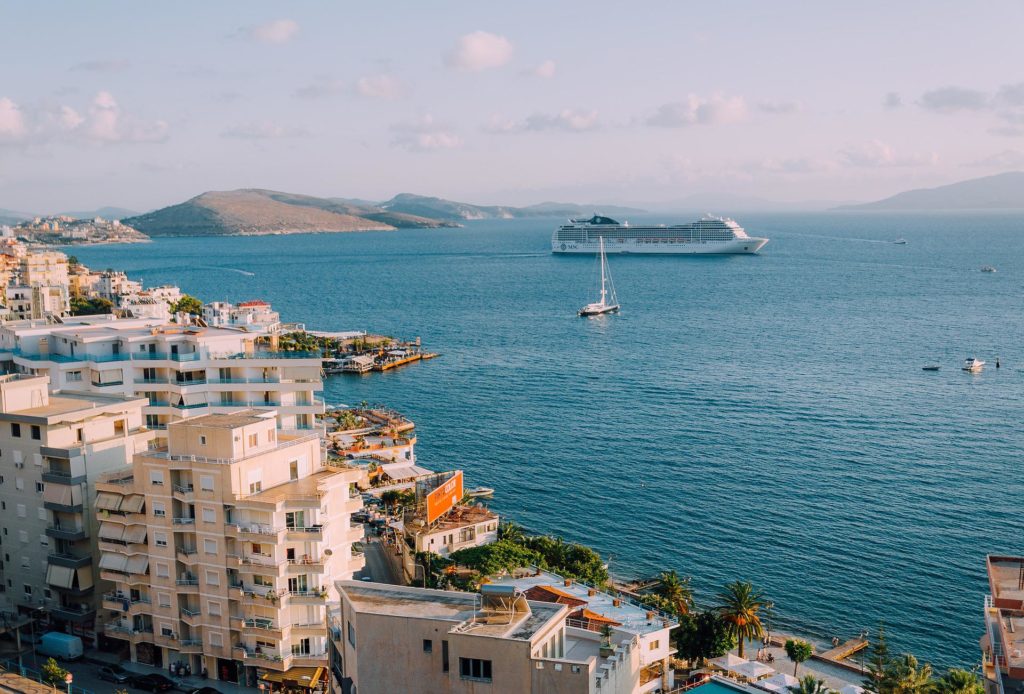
xmin=768 ymin=634 xmax=869 ymax=674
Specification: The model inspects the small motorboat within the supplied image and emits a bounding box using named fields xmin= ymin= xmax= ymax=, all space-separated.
xmin=466 ymin=486 xmax=495 ymax=498
xmin=893 ymin=239 xmax=908 ymax=245
xmin=922 ymin=365 xmax=940 ymax=371
xmin=981 ymin=265 xmax=997 ymax=273
xmin=962 ymin=357 xmax=986 ymax=373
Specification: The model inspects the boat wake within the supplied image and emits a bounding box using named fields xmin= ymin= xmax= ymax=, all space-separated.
xmin=197 ymin=266 xmax=255 ymax=276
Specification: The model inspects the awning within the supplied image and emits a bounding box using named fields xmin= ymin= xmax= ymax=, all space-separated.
xmin=261 ymin=667 xmax=326 ymax=690
xmin=99 ymin=554 xmax=128 ymax=572
xmin=710 ymin=654 xmax=748 ymax=672
xmin=733 ymin=660 xmax=775 ymax=681
xmin=379 ymin=463 xmax=432 ymax=481
xmin=95 ymin=492 xmax=123 ymax=511
xmin=755 ymin=673 xmax=801 ymax=693
xmin=125 ymin=555 xmax=149 ymax=575
xmin=99 ymin=522 xmax=125 ymax=541
xmin=75 ymin=567 xmax=93 ymax=591
xmin=46 ymin=565 xmax=75 ymax=589
xmin=123 ymin=525 xmax=147 ymax=544
xmin=121 ymin=495 xmax=145 ymax=513
xmin=44 ymin=484 xmax=75 ymax=506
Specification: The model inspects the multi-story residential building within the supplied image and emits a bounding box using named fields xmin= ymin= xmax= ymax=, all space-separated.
xmin=982 ymin=554 xmax=1024 ymax=694
xmin=202 ymin=300 xmax=282 ymax=333
xmin=405 ymin=504 xmax=499 ymax=559
xmin=5 ymin=285 xmax=69 ymax=320
xmin=491 ymin=570 xmax=677 ymax=693
xmin=95 ymin=271 xmax=142 ymax=302
xmin=0 ymin=316 xmax=324 ymax=435
xmin=0 ymin=373 xmax=151 ymax=641
xmin=96 ymin=410 xmax=365 ymax=688
xmin=19 ymin=251 xmax=69 ymax=288
xmin=330 ymin=581 xmax=648 ymax=694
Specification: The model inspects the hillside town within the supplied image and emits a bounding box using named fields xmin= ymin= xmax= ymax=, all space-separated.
xmin=4 ymin=216 xmax=148 ymax=246
xmin=0 ymin=243 xmax=1003 ymax=694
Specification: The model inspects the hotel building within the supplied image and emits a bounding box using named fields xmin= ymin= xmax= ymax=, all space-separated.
xmin=96 ymin=410 xmax=365 ymax=688
xmin=0 ymin=373 xmax=151 ymax=640
xmin=982 ymin=554 xmax=1024 ymax=694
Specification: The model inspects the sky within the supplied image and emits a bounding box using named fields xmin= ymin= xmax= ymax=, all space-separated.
xmin=1 ymin=0 xmax=1023 ymax=213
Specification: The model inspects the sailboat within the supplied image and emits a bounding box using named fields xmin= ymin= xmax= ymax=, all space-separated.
xmin=578 ymin=236 xmax=620 ymax=317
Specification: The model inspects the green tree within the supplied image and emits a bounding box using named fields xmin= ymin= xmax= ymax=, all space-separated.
xmin=653 ymin=570 xmax=694 ymax=616
xmin=69 ymin=296 xmax=113 ymax=316
xmin=171 ymin=294 xmax=203 ymax=315
xmin=785 ymin=639 xmax=814 ymax=676
xmin=934 ymin=668 xmax=983 ymax=694
xmin=66 ymin=255 xmax=79 ymax=267
xmin=498 ymin=521 xmax=525 ymax=544
xmin=40 ymin=657 xmax=68 ymax=685
xmin=450 ymin=539 xmax=545 ymax=577
xmin=863 ymin=623 xmax=890 ymax=693
xmin=881 ymin=654 xmax=934 ymax=694
xmin=715 ymin=580 xmax=766 ymax=658
xmin=674 ymin=610 xmax=737 ymax=667
xmin=790 ymin=675 xmax=831 ymax=694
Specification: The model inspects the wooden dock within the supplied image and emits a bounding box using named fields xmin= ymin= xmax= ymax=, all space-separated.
xmin=374 ymin=352 xmax=439 ymax=371
xmin=768 ymin=634 xmax=869 ymax=674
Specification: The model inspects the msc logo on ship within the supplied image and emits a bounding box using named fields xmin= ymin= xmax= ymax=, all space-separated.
xmin=560 ymin=244 xmax=567 ymax=251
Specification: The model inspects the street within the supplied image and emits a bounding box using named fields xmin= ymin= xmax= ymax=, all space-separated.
xmin=358 ymin=537 xmax=403 ymax=585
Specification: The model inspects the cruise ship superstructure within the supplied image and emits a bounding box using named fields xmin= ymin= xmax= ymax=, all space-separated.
xmin=552 ymin=214 xmax=769 ymax=254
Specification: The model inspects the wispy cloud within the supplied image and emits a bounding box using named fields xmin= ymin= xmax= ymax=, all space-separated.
xmin=485 ymin=109 xmax=598 ymax=134
xmin=840 ymin=140 xmax=938 ymax=168
xmin=221 ymin=122 xmax=308 ymax=139
xmin=356 ymin=74 xmax=401 ymax=100
xmin=70 ymin=59 xmax=131 ymax=73
xmin=883 ymin=92 xmax=902 ymax=109
xmin=390 ymin=115 xmax=462 ymax=151
xmin=918 ymin=86 xmax=988 ymax=113
xmin=0 ymin=92 xmax=167 ymax=146
xmin=647 ymin=94 xmax=747 ymax=127
xmin=526 ymin=60 xmax=556 ymax=79
xmin=757 ymin=101 xmax=800 ymax=115
xmin=247 ymin=19 xmax=299 ymax=44
xmin=293 ymin=78 xmax=347 ymax=100
xmin=444 ymin=31 xmax=513 ymax=72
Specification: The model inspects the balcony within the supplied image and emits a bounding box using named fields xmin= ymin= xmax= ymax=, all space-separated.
xmin=153 ymin=632 xmax=179 ymax=648
xmin=172 ymin=517 xmax=196 ymax=526
xmin=48 ymin=553 xmax=91 ymax=569
xmin=44 ymin=499 xmax=84 ymax=513
xmin=41 ymin=469 xmax=86 ymax=486
xmin=180 ymin=639 xmax=203 ymax=654
xmin=227 ymin=524 xmax=283 ymax=540
xmin=243 ymin=619 xmax=283 ymax=639
xmin=50 ymin=605 xmax=96 ymax=624
xmin=287 ymin=557 xmax=324 ymax=574
xmin=176 ymin=577 xmax=200 ymax=593
xmin=104 ymin=623 xmax=152 ymax=641
xmin=45 ymin=524 xmax=88 ymax=541
xmin=227 ymin=350 xmax=322 ymax=361
xmin=285 ymin=525 xmax=324 ymax=542
xmin=289 ymin=622 xmax=326 ymax=636
xmin=176 ymin=547 xmax=199 ymax=564
xmin=90 ymin=379 xmax=124 ymax=388
xmin=172 ymin=484 xmax=194 ymax=502
xmin=285 ymin=589 xmax=326 ymax=605
xmin=180 ymin=608 xmax=202 ymax=627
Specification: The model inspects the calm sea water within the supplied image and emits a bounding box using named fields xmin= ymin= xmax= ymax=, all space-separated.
xmin=70 ymin=212 xmax=1024 ymax=668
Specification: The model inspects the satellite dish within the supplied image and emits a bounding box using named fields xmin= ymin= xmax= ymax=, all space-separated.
xmin=324 ymin=549 xmax=333 ymax=556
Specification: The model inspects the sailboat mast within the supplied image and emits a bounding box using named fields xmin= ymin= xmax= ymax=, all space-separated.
xmin=599 ymin=236 xmax=607 ymax=305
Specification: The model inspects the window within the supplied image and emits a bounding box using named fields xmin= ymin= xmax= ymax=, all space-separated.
xmin=14 ymin=479 xmax=23 ymax=491
xmin=554 ymin=664 xmax=563 ymax=672
xmin=199 ymin=475 xmax=214 ymax=492
xmin=160 ymin=624 xmax=174 ymax=637
xmin=207 ymin=600 xmax=221 ymax=616
xmin=22 ymin=584 xmax=31 ymax=596
xmin=205 ymin=570 xmax=220 ymax=587
xmin=30 ymin=425 xmax=40 ymax=440
xmin=16 ymin=505 xmax=25 ymax=518
xmin=459 ymin=658 xmax=492 ymax=682
xmin=158 ymin=593 xmax=171 ymax=608
xmin=571 ymin=665 xmax=582 ymax=674
xmin=35 ymin=482 xmax=43 ymax=493
xmin=442 ymin=640 xmax=449 ymax=672
xmin=17 ymin=530 xmax=27 ymax=543
xmin=253 ymin=575 xmax=273 ymax=587
xmin=209 ymin=631 xmax=223 ymax=647
xmin=347 ymin=622 xmax=355 ymax=647
xmin=10 ymin=423 xmax=19 ymax=438
xmin=152 ymin=501 xmax=166 ymax=517
xmin=203 ymin=538 xmax=217 ymax=554
xmin=154 ymin=532 xmax=168 ymax=547
xmin=67 ymin=371 xmax=82 ymax=382
xmin=156 ymin=563 xmax=169 ymax=578
xmin=423 ymin=639 xmax=432 ymax=653
xmin=36 ymin=509 xmax=45 ymax=521
xmin=289 ymin=460 xmax=298 ymax=481
xmin=202 ymin=507 xmax=215 ymax=523
xmin=199 ymin=435 xmax=206 ymax=446
xmin=649 ymin=639 xmax=659 ymax=650
xmin=248 ymin=433 xmax=257 ymax=447
xmin=150 ymin=470 xmax=164 ymax=486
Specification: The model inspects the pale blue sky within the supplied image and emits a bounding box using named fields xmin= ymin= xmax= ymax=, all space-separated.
xmin=1 ymin=1 xmax=1023 ymax=211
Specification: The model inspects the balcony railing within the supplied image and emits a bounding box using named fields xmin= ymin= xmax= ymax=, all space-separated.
xmin=172 ymin=517 xmax=196 ymax=525
xmin=48 ymin=553 xmax=91 ymax=569
xmin=176 ymin=577 xmax=199 ymax=586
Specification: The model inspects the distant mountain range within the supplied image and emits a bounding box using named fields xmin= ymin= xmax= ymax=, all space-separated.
xmin=836 ymin=172 xmax=1024 ymax=211
xmin=123 ymin=189 xmax=647 ymax=237
xmin=0 ymin=208 xmax=32 ymax=226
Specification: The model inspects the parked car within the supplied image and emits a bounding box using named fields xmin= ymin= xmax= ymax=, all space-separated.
xmin=188 ymin=688 xmax=223 ymax=694
xmin=97 ymin=664 xmax=131 ymax=683
xmin=128 ymin=673 xmax=176 ymax=692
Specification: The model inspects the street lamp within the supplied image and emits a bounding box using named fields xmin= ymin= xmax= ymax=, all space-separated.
xmin=64 ymin=672 xmax=73 ymax=694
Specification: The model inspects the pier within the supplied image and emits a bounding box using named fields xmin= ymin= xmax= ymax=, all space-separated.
xmin=768 ymin=634 xmax=869 ymax=674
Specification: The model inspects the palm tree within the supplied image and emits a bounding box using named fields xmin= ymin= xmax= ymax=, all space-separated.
xmin=654 ymin=570 xmax=694 ymax=616
xmin=790 ymin=675 xmax=831 ymax=694
xmin=498 ymin=521 xmax=525 ymax=544
xmin=715 ymin=580 xmax=766 ymax=658
xmin=881 ymin=654 xmax=934 ymax=694
xmin=934 ymin=668 xmax=982 ymax=694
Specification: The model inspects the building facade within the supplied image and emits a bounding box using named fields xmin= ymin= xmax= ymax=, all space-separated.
xmin=97 ymin=411 xmax=365 ymax=687
xmin=0 ymin=373 xmax=151 ymax=641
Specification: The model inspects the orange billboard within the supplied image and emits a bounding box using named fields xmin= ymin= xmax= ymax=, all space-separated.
xmin=426 ymin=470 xmax=463 ymax=525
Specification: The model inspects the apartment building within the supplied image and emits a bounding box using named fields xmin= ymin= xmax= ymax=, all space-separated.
xmin=202 ymin=300 xmax=282 ymax=333
xmin=95 ymin=271 xmax=142 ymax=302
xmin=405 ymin=504 xmax=499 ymax=558
xmin=0 ymin=373 xmax=151 ymax=641
xmin=5 ymin=285 xmax=69 ymax=320
xmin=982 ymin=554 xmax=1024 ymax=694
xmin=96 ymin=410 xmax=365 ymax=688
xmin=330 ymin=581 xmax=645 ymax=694
xmin=0 ymin=316 xmax=324 ymax=434
xmin=19 ymin=251 xmax=69 ymax=288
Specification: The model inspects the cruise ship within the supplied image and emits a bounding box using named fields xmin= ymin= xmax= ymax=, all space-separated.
xmin=551 ymin=214 xmax=769 ymax=254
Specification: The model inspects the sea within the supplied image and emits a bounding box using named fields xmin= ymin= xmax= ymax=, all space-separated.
xmin=69 ymin=212 xmax=1024 ymax=669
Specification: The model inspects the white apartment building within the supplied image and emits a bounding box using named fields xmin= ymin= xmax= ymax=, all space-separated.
xmin=96 ymin=410 xmax=365 ymax=688
xmin=95 ymin=271 xmax=142 ymax=302
xmin=5 ymin=285 xmax=69 ymax=320
xmin=0 ymin=373 xmax=151 ymax=641
xmin=331 ymin=581 xmax=647 ymax=694
xmin=405 ymin=504 xmax=499 ymax=558
xmin=0 ymin=316 xmax=324 ymax=435
xmin=202 ymin=300 xmax=282 ymax=333
xmin=19 ymin=251 xmax=69 ymax=288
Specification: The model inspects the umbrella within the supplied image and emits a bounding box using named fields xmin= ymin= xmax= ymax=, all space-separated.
xmin=733 ymin=660 xmax=776 ymax=681
xmin=710 ymin=653 xmax=748 ymax=672
xmin=756 ymin=673 xmax=801 ymax=692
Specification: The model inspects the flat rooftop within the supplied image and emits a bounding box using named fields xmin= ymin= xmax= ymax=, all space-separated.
xmin=337 ymin=581 xmax=565 ymax=641
xmin=171 ymin=410 xmax=274 ymax=429
xmin=243 ymin=469 xmax=342 ymax=503
xmin=0 ymin=390 xmax=147 ymax=423
xmin=491 ymin=569 xmax=677 ymax=636
xmin=990 ymin=556 xmax=1024 ymax=606
xmin=407 ymin=504 xmax=498 ymax=532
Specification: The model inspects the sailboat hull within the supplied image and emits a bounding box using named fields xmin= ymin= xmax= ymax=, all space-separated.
xmin=578 ymin=304 xmax=620 ymax=317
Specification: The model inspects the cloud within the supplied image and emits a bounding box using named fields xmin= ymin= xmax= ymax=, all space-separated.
xmin=989 ymin=126 xmax=1024 ymax=138
xmin=248 ymin=19 xmax=299 ymax=44
xmin=445 ymin=31 xmax=513 ymax=72
xmin=221 ymin=122 xmax=308 ymax=139
xmin=486 ymin=109 xmax=599 ymax=134
xmin=70 ymin=59 xmax=131 ymax=73
xmin=390 ymin=115 xmax=462 ymax=151
xmin=0 ymin=92 xmax=168 ymax=146
xmin=996 ymin=83 xmax=1024 ymax=107
xmin=356 ymin=74 xmax=401 ymax=99
xmin=755 ymin=157 xmax=832 ymax=174
xmin=918 ymin=86 xmax=989 ymax=113
xmin=647 ymin=94 xmax=748 ymax=127
xmin=883 ymin=92 xmax=902 ymax=109
xmin=528 ymin=60 xmax=556 ymax=79
xmin=757 ymin=101 xmax=799 ymax=115
xmin=964 ymin=150 xmax=1024 ymax=168
xmin=840 ymin=140 xmax=938 ymax=168
xmin=293 ymin=78 xmax=346 ymax=100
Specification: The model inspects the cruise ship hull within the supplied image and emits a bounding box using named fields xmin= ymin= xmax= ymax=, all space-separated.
xmin=552 ymin=237 xmax=769 ymax=254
